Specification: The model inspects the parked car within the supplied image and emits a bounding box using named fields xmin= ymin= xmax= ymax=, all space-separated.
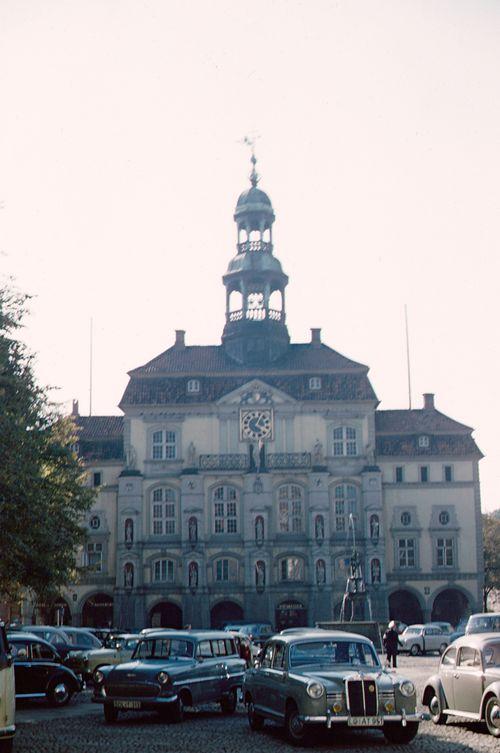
xmin=85 ymin=634 xmax=141 ymax=680
xmin=465 ymin=613 xmax=500 ymax=635
xmin=20 ymin=625 xmax=101 ymax=676
xmin=0 ymin=622 xmax=15 ymax=753
xmin=422 ymin=633 xmax=500 ymax=738
xmin=224 ymin=622 xmax=273 ymax=646
xmin=63 ymin=627 xmax=102 ymax=649
xmin=400 ymin=624 xmax=450 ymax=656
xmin=428 ymin=622 xmax=453 ymax=635
xmin=449 ymin=619 xmax=468 ymax=643
xmin=243 ymin=629 xmax=425 ymax=745
xmin=92 ymin=630 xmax=246 ymax=723
xmin=8 ymin=633 xmax=83 ymax=707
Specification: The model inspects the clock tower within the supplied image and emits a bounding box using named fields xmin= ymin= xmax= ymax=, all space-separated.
xmin=221 ymin=155 xmax=290 ymax=365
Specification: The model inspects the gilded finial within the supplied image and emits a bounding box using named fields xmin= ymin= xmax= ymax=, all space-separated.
xmin=241 ymin=134 xmax=260 ymax=187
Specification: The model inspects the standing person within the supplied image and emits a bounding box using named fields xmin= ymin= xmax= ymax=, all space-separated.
xmin=383 ymin=621 xmax=401 ymax=668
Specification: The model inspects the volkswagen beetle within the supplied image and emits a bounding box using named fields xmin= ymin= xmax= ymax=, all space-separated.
xmin=243 ymin=630 xmax=425 ymax=746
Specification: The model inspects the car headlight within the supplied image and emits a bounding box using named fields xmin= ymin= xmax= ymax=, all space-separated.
xmin=94 ymin=669 xmax=104 ymax=685
xmin=306 ymin=681 xmax=325 ymax=699
xmin=157 ymin=671 xmax=170 ymax=684
xmin=399 ymin=680 xmax=415 ymax=697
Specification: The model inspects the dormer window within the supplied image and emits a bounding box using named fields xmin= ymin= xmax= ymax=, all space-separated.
xmin=309 ymin=377 xmax=322 ymax=391
xmin=418 ymin=435 xmax=430 ymax=448
xmin=187 ymin=379 xmax=200 ymax=393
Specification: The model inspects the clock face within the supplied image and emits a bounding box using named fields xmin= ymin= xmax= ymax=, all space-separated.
xmin=240 ymin=408 xmax=273 ymax=441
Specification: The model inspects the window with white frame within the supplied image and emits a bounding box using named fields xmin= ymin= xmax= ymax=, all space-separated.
xmin=398 ymin=538 xmax=416 ymax=568
xmin=213 ymin=486 xmax=238 ymax=534
xmin=187 ymin=379 xmax=200 ymax=393
xmin=279 ymin=556 xmax=304 ymax=581
xmin=437 ymin=538 xmax=454 ymax=567
xmin=151 ymin=429 xmax=177 ymax=460
xmin=418 ymin=435 xmax=430 ymax=448
xmin=151 ymin=487 xmax=177 ymax=535
xmin=309 ymin=377 xmax=322 ymax=390
xmin=85 ymin=542 xmax=103 ymax=572
xmin=214 ymin=557 xmax=237 ymax=582
xmin=333 ymin=483 xmax=357 ymax=532
xmin=153 ymin=558 xmax=175 ymax=582
xmin=278 ymin=484 xmax=304 ymax=533
xmin=333 ymin=426 xmax=357 ymax=456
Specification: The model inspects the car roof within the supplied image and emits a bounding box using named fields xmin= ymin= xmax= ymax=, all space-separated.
xmin=268 ymin=630 xmax=374 ymax=645
xmin=8 ymin=632 xmax=55 ymax=648
xmin=467 ymin=613 xmax=500 ymax=619
xmin=138 ymin=630 xmax=235 ymax=641
xmin=450 ymin=632 xmax=500 ymax=649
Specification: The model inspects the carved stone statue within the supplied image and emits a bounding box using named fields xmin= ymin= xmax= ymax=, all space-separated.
xmin=371 ymin=558 xmax=381 ymax=583
xmin=255 ymin=516 xmax=264 ymax=545
xmin=315 ymin=514 xmax=325 ymax=544
xmin=255 ymin=560 xmax=265 ymax=589
xmin=188 ymin=516 xmax=198 ymax=545
xmin=125 ymin=518 xmax=134 ymax=546
xmin=189 ymin=561 xmax=198 ymax=589
xmin=124 ymin=562 xmax=134 ymax=589
xmin=370 ymin=514 xmax=380 ymax=545
xmin=187 ymin=441 xmax=196 ymax=467
xmin=313 ymin=439 xmax=324 ymax=465
xmin=125 ymin=444 xmax=137 ymax=469
xmin=316 ymin=559 xmax=326 ymax=585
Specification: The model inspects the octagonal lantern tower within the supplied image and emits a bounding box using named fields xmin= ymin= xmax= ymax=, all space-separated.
xmin=222 ymin=155 xmax=290 ymax=365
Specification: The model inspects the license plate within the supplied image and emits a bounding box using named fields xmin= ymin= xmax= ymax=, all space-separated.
xmin=114 ymin=700 xmax=141 ymax=710
xmin=348 ymin=716 xmax=383 ymax=727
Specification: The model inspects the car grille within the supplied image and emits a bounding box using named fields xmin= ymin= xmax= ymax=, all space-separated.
xmin=346 ymin=679 xmax=378 ymax=716
xmin=106 ymin=682 xmax=159 ymax=698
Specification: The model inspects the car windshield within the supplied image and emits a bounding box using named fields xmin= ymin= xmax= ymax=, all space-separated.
xmin=482 ymin=643 xmax=500 ymax=667
xmin=469 ymin=616 xmax=500 ymax=633
xmin=133 ymin=638 xmax=194 ymax=660
xmin=289 ymin=640 xmax=379 ymax=668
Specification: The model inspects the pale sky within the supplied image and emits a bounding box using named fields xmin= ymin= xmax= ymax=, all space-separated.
xmin=1 ymin=0 xmax=499 ymax=512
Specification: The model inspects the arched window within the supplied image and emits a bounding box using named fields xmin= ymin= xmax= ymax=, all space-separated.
xmin=151 ymin=487 xmax=177 ymax=535
xmin=153 ymin=558 xmax=175 ymax=583
xmin=278 ymin=484 xmax=304 ymax=533
xmin=213 ymin=486 xmax=238 ymax=534
xmin=333 ymin=426 xmax=357 ymax=456
xmin=333 ymin=484 xmax=357 ymax=532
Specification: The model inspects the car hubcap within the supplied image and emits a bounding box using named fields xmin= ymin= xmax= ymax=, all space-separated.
xmin=54 ymin=683 xmax=69 ymax=702
xmin=430 ymin=697 xmax=440 ymax=716
xmin=290 ymin=713 xmax=304 ymax=737
xmin=489 ymin=702 xmax=500 ymax=730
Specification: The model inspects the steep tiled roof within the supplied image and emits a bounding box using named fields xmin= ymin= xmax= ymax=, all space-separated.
xmin=376 ymin=433 xmax=482 ymax=458
xmin=75 ymin=416 xmax=124 ymax=462
xmin=130 ymin=343 xmax=369 ymax=376
xmin=375 ymin=409 xmax=472 ymax=434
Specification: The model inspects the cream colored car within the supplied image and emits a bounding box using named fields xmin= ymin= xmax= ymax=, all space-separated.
xmin=0 ymin=623 xmax=15 ymax=753
xmin=85 ymin=634 xmax=140 ymax=680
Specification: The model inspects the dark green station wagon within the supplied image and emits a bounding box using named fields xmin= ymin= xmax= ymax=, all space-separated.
xmin=92 ymin=630 xmax=246 ymax=723
xmin=243 ymin=630 xmax=425 ymax=746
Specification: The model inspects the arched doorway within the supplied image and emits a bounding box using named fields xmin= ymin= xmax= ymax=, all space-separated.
xmin=33 ymin=597 xmax=72 ymax=626
xmin=149 ymin=601 xmax=183 ymax=629
xmin=275 ymin=600 xmax=307 ymax=631
xmin=210 ymin=601 xmax=243 ymax=629
xmin=388 ymin=590 xmax=424 ymax=625
xmin=431 ymin=589 xmax=470 ymax=626
xmin=81 ymin=593 xmax=114 ymax=628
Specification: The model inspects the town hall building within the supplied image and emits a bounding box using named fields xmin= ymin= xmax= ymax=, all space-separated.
xmin=64 ymin=157 xmax=484 ymax=631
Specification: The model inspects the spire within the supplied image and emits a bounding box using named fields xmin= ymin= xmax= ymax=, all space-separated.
xmin=250 ymin=153 xmax=259 ymax=188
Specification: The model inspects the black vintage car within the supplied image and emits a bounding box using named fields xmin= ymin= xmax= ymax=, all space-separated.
xmin=8 ymin=633 xmax=83 ymax=706
xmin=92 ymin=630 xmax=246 ymax=723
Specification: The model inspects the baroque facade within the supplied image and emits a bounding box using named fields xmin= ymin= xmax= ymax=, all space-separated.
xmin=65 ymin=159 xmax=484 ymax=631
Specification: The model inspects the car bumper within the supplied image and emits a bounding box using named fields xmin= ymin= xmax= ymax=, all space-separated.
xmin=300 ymin=711 xmax=429 ymax=727
xmin=0 ymin=724 xmax=16 ymax=740
xmin=92 ymin=694 xmax=179 ymax=712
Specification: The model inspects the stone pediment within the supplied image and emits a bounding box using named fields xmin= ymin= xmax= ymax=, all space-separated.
xmin=217 ymin=379 xmax=297 ymax=407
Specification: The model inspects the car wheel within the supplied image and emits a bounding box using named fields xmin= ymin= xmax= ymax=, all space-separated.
xmin=285 ymin=703 xmax=314 ymax=747
xmin=47 ymin=680 xmax=73 ymax=707
xmin=247 ymin=699 xmax=265 ymax=731
xmin=169 ymin=695 xmax=185 ymax=723
xmin=429 ymin=694 xmax=447 ymax=725
xmin=485 ymin=696 xmax=500 ymax=738
xmin=438 ymin=643 xmax=448 ymax=655
xmin=383 ymin=721 xmax=419 ymax=743
xmin=409 ymin=644 xmax=421 ymax=657
xmin=103 ymin=704 xmax=119 ymax=723
xmin=220 ymin=688 xmax=237 ymax=715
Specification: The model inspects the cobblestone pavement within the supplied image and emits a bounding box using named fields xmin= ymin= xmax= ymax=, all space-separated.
xmin=12 ymin=656 xmax=499 ymax=753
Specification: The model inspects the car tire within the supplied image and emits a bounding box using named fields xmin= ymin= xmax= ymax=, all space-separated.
xmin=484 ymin=696 xmax=500 ymax=738
xmin=383 ymin=721 xmax=419 ymax=743
xmin=409 ymin=644 xmax=421 ymax=657
xmin=47 ymin=679 xmax=73 ymax=707
xmin=0 ymin=739 xmax=14 ymax=753
xmin=429 ymin=694 xmax=447 ymax=725
xmin=438 ymin=643 xmax=448 ymax=655
xmin=247 ymin=699 xmax=265 ymax=731
xmin=285 ymin=703 xmax=314 ymax=747
xmin=220 ymin=688 xmax=237 ymax=715
xmin=169 ymin=695 xmax=185 ymax=724
xmin=103 ymin=704 xmax=119 ymax=723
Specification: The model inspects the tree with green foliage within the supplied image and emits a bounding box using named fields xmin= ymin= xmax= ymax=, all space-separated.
xmin=0 ymin=285 xmax=94 ymax=610
xmin=483 ymin=511 xmax=500 ymax=610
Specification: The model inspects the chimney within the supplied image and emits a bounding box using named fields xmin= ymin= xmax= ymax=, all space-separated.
xmin=72 ymin=399 xmax=79 ymax=416
xmin=423 ymin=393 xmax=435 ymax=410
xmin=311 ymin=328 xmax=322 ymax=346
xmin=174 ymin=330 xmax=186 ymax=349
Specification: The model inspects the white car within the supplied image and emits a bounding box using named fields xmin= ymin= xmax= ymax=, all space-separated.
xmin=0 ymin=623 xmax=15 ymax=752
xmin=85 ymin=634 xmax=141 ymax=679
xmin=400 ymin=624 xmax=450 ymax=656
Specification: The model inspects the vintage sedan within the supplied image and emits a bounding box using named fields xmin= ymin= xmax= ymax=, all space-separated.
xmin=0 ymin=623 xmax=15 ymax=753
xmin=423 ymin=632 xmax=500 ymax=738
xmin=85 ymin=634 xmax=140 ymax=680
xmin=92 ymin=630 xmax=246 ymax=723
xmin=243 ymin=630 xmax=424 ymax=746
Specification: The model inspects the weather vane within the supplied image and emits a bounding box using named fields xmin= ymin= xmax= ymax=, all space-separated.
xmin=240 ymin=133 xmax=261 ymax=186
